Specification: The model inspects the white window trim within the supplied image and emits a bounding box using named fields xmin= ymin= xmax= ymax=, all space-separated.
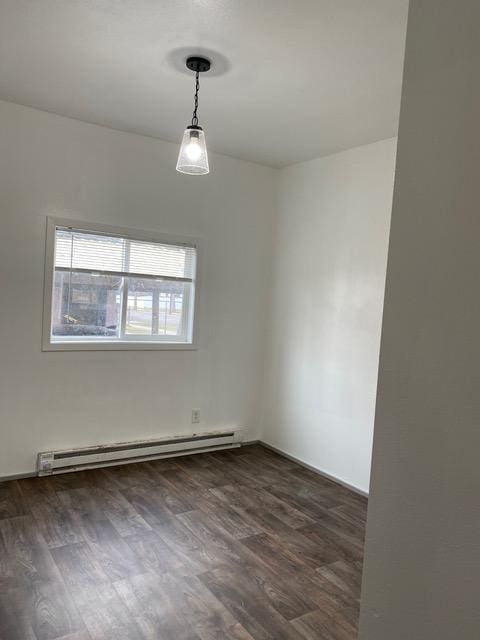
xmin=42 ymin=216 xmax=201 ymax=351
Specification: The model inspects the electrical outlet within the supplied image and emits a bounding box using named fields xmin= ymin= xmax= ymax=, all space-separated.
xmin=191 ymin=409 xmax=201 ymax=424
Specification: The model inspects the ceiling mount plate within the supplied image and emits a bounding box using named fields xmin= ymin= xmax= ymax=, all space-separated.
xmin=186 ymin=56 xmax=211 ymax=73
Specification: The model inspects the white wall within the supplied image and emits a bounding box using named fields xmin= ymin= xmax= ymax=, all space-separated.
xmin=359 ymin=1 xmax=480 ymax=637
xmin=261 ymin=139 xmax=396 ymax=493
xmin=0 ymin=99 xmax=397 ymax=487
xmin=0 ymin=100 xmax=277 ymax=477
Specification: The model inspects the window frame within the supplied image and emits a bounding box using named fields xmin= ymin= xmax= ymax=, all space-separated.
xmin=42 ymin=217 xmax=201 ymax=351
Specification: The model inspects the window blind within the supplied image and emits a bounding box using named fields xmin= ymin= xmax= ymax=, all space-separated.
xmin=54 ymin=228 xmax=196 ymax=282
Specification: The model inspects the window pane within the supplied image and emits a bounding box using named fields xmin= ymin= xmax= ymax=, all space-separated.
xmin=51 ymin=271 xmax=122 ymax=338
xmin=48 ymin=224 xmax=197 ymax=348
xmin=125 ymin=277 xmax=191 ymax=338
xmin=125 ymin=282 xmax=153 ymax=335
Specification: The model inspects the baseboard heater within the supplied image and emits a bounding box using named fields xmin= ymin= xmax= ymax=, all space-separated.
xmin=37 ymin=430 xmax=243 ymax=476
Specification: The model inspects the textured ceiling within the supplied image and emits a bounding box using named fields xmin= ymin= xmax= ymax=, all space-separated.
xmin=0 ymin=0 xmax=408 ymax=167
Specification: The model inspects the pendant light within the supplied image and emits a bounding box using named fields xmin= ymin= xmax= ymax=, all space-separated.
xmin=176 ymin=56 xmax=211 ymax=175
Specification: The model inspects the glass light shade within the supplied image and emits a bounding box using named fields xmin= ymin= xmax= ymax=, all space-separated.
xmin=176 ymin=127 xmax=209 ymax=175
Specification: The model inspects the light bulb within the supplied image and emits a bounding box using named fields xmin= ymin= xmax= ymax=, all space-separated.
xmin=186 ymin=138 xmax=202 ymax=161
xmin=176 ymin=126 xmax=209 ymax=175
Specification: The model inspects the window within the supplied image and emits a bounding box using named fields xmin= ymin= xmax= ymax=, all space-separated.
xmin=43 ymin=218 xmax=198 ymax=350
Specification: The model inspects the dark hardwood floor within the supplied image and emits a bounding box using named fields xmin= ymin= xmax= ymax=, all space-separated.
xmin=0 ymin=444 xmax=367 ymax=640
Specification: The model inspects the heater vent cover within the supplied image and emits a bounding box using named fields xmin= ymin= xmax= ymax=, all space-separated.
xmin=37 ymin=430 xmax=243 ymax=475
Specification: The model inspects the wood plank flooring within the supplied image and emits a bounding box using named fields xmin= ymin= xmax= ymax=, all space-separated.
xmin=0 ymin=444 xmax=367 ymax=640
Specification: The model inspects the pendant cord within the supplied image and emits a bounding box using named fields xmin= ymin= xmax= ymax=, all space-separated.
xmin=191 ymin=71 xmax=200 ymax=126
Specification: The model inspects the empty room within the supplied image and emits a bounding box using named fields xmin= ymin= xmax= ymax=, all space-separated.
xmin=1 ymin=1 xmax=479 ymax=639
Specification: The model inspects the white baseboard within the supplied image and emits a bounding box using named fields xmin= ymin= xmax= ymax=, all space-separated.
xmin=0 ymin=471 xmax=37 ymax=483
xmin=259 ymin=441 xmax=369 ymax=498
